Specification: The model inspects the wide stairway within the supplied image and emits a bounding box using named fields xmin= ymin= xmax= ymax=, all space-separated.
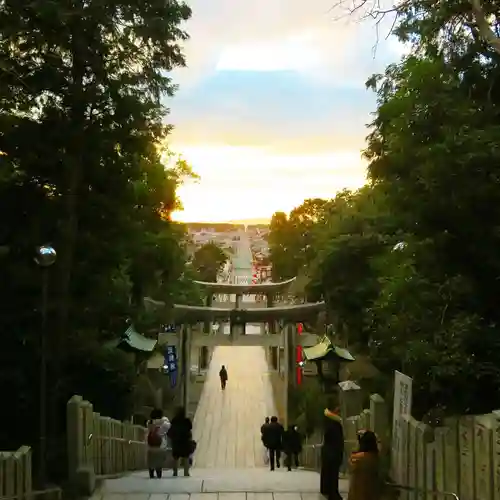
xmin=93 ymin=230 xmax=350 ymax=500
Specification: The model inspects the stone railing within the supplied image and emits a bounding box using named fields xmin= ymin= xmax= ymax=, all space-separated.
xmin=298 ymin=393 xmax=385 ymax=475
xmin=0 ymin=446 xmax=62 ymax=500
xmin=301 ymin=442 xmax=321 ymax=471
xmin=322 ymin=381 xmax=499 ymax=500
xmin=67 ymin=395 xmax=147 ymax=495
xmin=0 ymin=446 xmax=32 ymax=500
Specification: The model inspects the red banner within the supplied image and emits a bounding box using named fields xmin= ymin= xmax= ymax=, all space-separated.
xmin=296 ymin=323 xmax=303 ymax=385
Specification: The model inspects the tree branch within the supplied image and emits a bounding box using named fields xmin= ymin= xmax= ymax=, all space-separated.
xmin=470 ymin=0 xmax=500 ymax=54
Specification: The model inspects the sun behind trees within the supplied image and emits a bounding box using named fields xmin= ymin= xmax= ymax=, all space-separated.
xmin=269 ymin=0 xmax=500 ymax=420
xmin=0 ymin=0 xmax=195 ymax=482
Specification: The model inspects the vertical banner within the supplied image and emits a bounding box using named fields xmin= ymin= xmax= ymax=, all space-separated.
xmin=164 ymin=345 xmax=178 ymax=388
xmin=296 ymin=323 xmax=303 ymax=385
xmin=391 ymin=370 xmax=413 ymax=483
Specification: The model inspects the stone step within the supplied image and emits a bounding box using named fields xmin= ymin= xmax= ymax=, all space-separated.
xmin=94 ymin=468 xmax=349 ymax=497
xmin=94 ymin=494 xmax=331 ymax=500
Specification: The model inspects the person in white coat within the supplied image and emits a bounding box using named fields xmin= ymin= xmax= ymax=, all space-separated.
xmin=146 ymin=408 xmax=171 ymax=478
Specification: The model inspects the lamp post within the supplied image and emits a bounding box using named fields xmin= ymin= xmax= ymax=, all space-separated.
xmin=34 ymin=245 xmax=57 ymax=485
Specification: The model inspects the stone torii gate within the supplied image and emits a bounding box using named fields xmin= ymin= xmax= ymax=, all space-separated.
xmin=145 ymin=277 xmax=326 ymax=427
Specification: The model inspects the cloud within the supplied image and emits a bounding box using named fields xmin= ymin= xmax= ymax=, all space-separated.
xmin=165 ymin=0 xmax=405 ymax=221
xmin=171 ymin=144 xmax=367 ymax=221
xmin=167 ymin=71 xmax=376 ymax=154
xmin=173 ymin=0 xmax=403 ymax=88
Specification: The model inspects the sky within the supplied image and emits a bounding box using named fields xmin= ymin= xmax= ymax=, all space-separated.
xmin=167 ymin=0 xmax=406 ymax=222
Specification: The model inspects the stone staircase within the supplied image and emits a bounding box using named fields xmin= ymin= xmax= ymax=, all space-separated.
xmin=92 ymin=467 xmax=349 ymax=500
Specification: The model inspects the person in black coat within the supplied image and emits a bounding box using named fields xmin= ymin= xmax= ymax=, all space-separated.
xmin=283 ymin=424 xmax=303 ymax=471
xmin=266 ymin=416 xmax=284 ymax=471
xmin=219 ymin=365 xmax=228 ymax=390
xmin=167 ymin=407 xmax=193 ymax=477
xmin=320 ymin=408 xmax=344 ymax=500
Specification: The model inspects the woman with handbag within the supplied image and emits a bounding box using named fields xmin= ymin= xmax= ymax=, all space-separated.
xmin=146 ymin=408 xmax=171 ymax=479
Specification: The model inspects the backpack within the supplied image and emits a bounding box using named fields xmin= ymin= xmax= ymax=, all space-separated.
xmin=147 ymin=425 xmax=162 ymax=447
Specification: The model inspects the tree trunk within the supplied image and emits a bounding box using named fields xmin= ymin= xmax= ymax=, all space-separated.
xmin=49 ymin=7 xmax=86 ymax=458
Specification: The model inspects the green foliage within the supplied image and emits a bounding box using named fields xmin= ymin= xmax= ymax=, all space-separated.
xmin=268 ymin=0 xmax=500 ymax=418
xmin=65 ymin=344 xmax=138 ymax=421
xmin=288 ymin=379 xmax=328 ymax=437
xmin=191 ymin=242 xmax=228 ymax=282
xmin=0 ymin=0 xmax=195 ymax=481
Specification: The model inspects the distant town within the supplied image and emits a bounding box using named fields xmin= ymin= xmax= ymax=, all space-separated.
xmin=185 ymin=223 xmax=271 ymax=284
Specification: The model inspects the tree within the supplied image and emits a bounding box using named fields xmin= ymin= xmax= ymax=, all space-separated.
xmin=269 ymin=45 xmax=500 ymax=417
xmin=288 ymin=198 xmax=329 ymax=272
xmin=268 ymin=201 xmax=329 ymax=282
xmin=0 ymin=0 xmax=193 ymax=482
xmin=362 ymin=47 xmax=500 ymax=416
xmin=191 ymin=242 xmax=228 ymax=283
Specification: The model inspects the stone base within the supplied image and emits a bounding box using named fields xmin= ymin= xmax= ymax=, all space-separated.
xmin=72 ymin=466 xmax=96 ymax=496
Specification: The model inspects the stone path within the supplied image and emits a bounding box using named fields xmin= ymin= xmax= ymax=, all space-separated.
xmin=93 ymin=229 xmax=352 ymax=498
xmin=192 ymin=345 xmax=276 ymax=468
xmin=94 ymin=467 xmax=349 ymax=498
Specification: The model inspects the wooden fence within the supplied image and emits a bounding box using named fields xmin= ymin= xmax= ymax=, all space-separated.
xmin=67 ymin=395 xmax=147 ymax=494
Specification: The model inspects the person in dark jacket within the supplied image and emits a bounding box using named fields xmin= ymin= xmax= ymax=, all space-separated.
xmin=219 ymin=365 xmax=228 ymax=390
xmin=320 ymin=408 xmax=344 ymax=500
xmin=283 ymin=424 xmax=303 ymax=471
xmin=261 ymin=417 xmax=271 ymax=464
xmin=167 ymin=407 xmax=193 ymax=477
xmin=266 ymin=416 xmax=284 ymax=471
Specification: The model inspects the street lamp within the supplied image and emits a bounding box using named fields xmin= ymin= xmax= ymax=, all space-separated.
xmin=34 ymin=245 xmax=57 ymax=485
xmin=392 ymin=241 xmax=407 ymax=252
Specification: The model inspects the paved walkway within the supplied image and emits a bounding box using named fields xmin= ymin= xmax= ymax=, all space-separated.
xmin=94 ymin=467 xmax=349 ymax=499
xmin=192 ymin=345 xmax=276 ymax=468
xmin=93 ymin=230 xmax=352 ymax=498
xmin=191 ymin=230 xmax=276 ymax=467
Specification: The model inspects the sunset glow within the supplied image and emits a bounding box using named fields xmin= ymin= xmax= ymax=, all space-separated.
xmin=167 ymin=0 xmax=404 ymax=222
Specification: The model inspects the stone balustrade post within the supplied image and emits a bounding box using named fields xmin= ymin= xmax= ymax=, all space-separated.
xmin=338 ymin=380 xmax=362 ymax=419
xmin=370 ymin=394 xmax=389 ymax=448
xmin=67 ymin=395 xmax=95 ymax=495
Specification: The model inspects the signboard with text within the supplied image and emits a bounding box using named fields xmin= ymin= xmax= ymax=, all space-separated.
xmin=164 ymin=346 xmax=178 ymax=388
xmin=391 ymin=370 xmax=413 ymax=483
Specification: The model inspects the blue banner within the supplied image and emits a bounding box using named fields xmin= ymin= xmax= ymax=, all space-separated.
xmin=169 ymin=368 xmax=177 ymax=388
xmin=164 ymin=346 xmax=178 ymax=388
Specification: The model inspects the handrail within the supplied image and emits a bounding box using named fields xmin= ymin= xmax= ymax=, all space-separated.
xmin=87 ymin=433 xmax=146 ymax=446
xmin=0 ymin=486 xmax=62 ymax=500
xmin=388 ymin=484 xmax=460 ymax=500
xmin=301 ymin=446 xmax=460 ymax=500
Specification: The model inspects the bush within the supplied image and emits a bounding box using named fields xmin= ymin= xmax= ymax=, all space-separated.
xmin=289 ymin=378 xmax=329 ymax=436
xmin=64 ymin=343 xmax=137 ymax=420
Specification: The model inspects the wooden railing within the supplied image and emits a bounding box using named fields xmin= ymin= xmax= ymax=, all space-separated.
xmin=0 ymin=447 xmax=32 ymax=500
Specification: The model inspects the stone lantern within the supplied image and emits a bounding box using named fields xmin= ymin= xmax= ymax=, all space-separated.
xmin=301 ymin=335 xmax=355 ymax=390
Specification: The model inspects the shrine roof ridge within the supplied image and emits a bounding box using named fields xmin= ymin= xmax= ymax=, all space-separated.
xmin=193 ymin=276 xmax=296 ymax=293
xmin=172 ymin=301 xmax=325 ymax=323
